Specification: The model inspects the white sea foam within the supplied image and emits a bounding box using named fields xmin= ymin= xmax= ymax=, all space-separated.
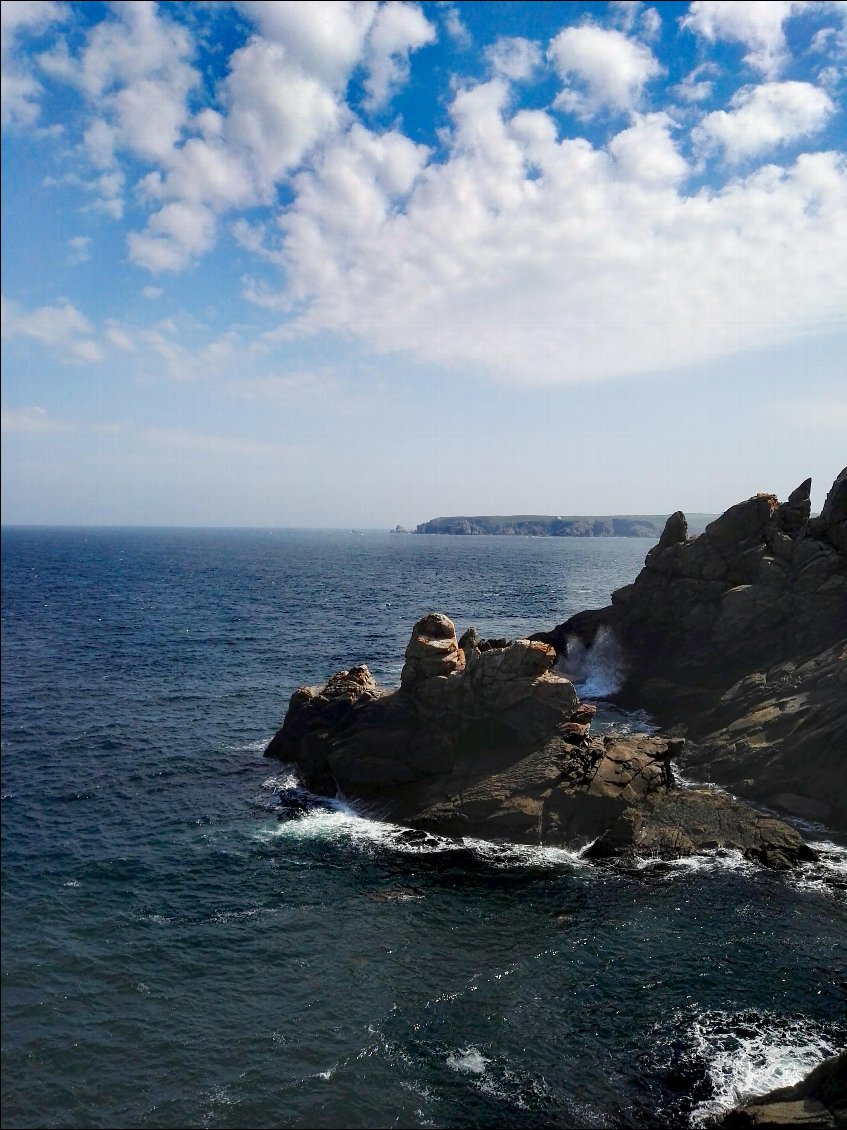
xmin=789 ymin=839 xmax=847 ymax=899
xmin=627 ymin=848 xmax=753 ymax=876
xmin=237 ymin=738 xmax=272 ymax=754
xmin=687 ymin=1010 xmax=841 ymax=1125
xmin=262 ymin=800 xmax=588 ymax=870
xmin=260 ymin=770 xmax=301 ymax=792
xmin=446 ymin=1046 xmax=489 ymax=1075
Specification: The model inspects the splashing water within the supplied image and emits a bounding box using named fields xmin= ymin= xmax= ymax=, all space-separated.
xmin=559 ymin=625 xmax=626 ymax=697
xmin=686 ymin=1011 xmax=842 ymax=1126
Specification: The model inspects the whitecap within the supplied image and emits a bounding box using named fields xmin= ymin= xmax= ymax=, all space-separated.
xmin=446 ymin=1046 xmax=489 ymax=1075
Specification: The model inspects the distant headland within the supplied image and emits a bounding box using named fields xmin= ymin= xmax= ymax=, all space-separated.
xmin=413 ymin=513 xmax=717 ymax=537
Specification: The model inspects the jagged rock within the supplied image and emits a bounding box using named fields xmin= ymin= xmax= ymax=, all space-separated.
xmin=544 ymin=469 xmax=847 ymax=828
xmin=778 ymin=477 xmax=812 ymax=535
xmin=648 ymin=510 xmax=688 ymax=560
xmin=817 ymin=466 xmax=847 ymax=552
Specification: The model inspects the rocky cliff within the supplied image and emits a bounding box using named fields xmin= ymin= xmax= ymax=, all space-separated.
xmin=539 ymin=469 xmax=847 ymax=828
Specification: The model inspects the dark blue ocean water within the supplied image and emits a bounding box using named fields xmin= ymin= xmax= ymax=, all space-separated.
xmin=2 ymin=528 xmax=845 ymax=1130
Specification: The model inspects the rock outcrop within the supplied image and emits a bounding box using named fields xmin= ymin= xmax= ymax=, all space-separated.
xmin=540 ymin=470 xmax=847 ymax=829
xmin=715 ymin=1050 xmax=847 ymax=1129
xmin=265 ymin=615 xmax=814 ymax=867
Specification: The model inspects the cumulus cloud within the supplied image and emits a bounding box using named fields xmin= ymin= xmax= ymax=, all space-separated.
xmin=267 ymin=80 xmax=847 ymax=385
xmin=1 ymin=0 xmax=67 ymax=126
xmin=363 ymin=1 xmax=436 ymax=110
xmin=681 ymin=1 xmax=805 ymax=78
xmin=608 ymin=112 xmax=689 ymax=185
xmin=119 ymin=2 xmax=431 ymax=271
xmin=694 ymin=81 xmax=834 ymax=161
xmin=235 ymin=0 xmax=377 ymax=89
xmin=128 ymin=201 xmax=217 ymax=273
xmin=548 ymin=24 xmax=662 ymax=117
xmin=38 ymin=0 xmax=198 ymax=220
xmin=485 ymin=37 xmax=541 ymax=82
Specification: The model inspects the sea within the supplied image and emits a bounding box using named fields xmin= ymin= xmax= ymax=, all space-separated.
xmin=2 ymin=527 xmax=845 ymax=1130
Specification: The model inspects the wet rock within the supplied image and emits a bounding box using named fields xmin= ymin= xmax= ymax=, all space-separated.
xmin=583 ymin=788 xmax=817 ymax=869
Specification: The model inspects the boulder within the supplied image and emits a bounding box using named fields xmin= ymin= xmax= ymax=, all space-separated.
xmin=401 ymin=612 xmax=465 ymax=690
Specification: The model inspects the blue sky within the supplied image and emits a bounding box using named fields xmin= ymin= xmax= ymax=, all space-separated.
xmin=2 ymin=0 xmax=845 ymax=527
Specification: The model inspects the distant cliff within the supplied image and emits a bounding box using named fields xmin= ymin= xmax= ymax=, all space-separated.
xmin=414 ymin=514 xmax=717 ymax=537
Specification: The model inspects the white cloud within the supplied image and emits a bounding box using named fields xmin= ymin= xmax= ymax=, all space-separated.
xmin=38 ymin=1 xmax=199 ymax=219
xmin=124 ymin=2 xmax=394 ymax=272
xmin=694 ymin=81 xmax=834 ymax=161
xmin=104 ymin=324 xmax=135 ymax=351
xmin=1 ymin=0 xmax=67 ymax=126
xmin=139 ymin=323 xmax=243 ymax=381
xmin=235 ymin=1 xmax=377 ymax=89
xmin=608 ymin=112 xmax=689 ymax=185
xmin=363 ymin=1 xmax=436 ymax=111
xmin=548 ymin=24 xmax=662 ymax=118
xmin=672 ymin=63 xmax=719 ymax=104
xmin=485 ymin=37 xmax=542 ymax=82
xmin=441 ymin=4 xmax=471 ymax=49
xmin=610 ymin=1 xmax=662 ymax=39
xmin=0 ymin=404 xmax=70 ymax=433
xmin=681 ymin=1 xmax=805 ymax=78
xmin=128 ymin=201 xmax=217 ymax=272
xmin=267 ymin=81 xmax=847 ymax=387
xmin=640 ymin=7 xmax=662 ymax=41
xmin=2 ymin=295 xmax=103 ymax=361
xmin=67 ymin=235 xmax=91 ymax=264
xmin=142 ymin=286 xmax=162 ymax=300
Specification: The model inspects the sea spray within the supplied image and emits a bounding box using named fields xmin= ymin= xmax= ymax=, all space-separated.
xmin=559 ymin=624 xmax=626 ymax=697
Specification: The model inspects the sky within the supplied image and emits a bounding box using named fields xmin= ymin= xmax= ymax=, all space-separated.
xmin=1 ymin=0 xmax=845 ymax=528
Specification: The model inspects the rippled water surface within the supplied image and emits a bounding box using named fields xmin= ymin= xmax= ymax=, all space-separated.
xmin=2 ymin=528 xmax=845 ymax=1129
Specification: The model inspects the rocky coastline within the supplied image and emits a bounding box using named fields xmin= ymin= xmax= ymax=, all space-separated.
xmin=535 ymin=467 xmax=847 ymax=831
xmin=264 ymin=467 xmax=846 ymax=870
xmin=414 ymin=512 xmax=715 ymax=537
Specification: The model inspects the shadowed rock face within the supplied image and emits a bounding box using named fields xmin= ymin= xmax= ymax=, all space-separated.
xmin=265 ymin=616 xmax=814 ymax=867
xmin=540 ymin=470 xmax=847 ymax=829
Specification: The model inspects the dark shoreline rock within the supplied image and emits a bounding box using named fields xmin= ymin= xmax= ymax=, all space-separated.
xmin=264 ymin=615 xmax=815 ymax=869
xmin=541 ymin=469 xmax=847 ymax=831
